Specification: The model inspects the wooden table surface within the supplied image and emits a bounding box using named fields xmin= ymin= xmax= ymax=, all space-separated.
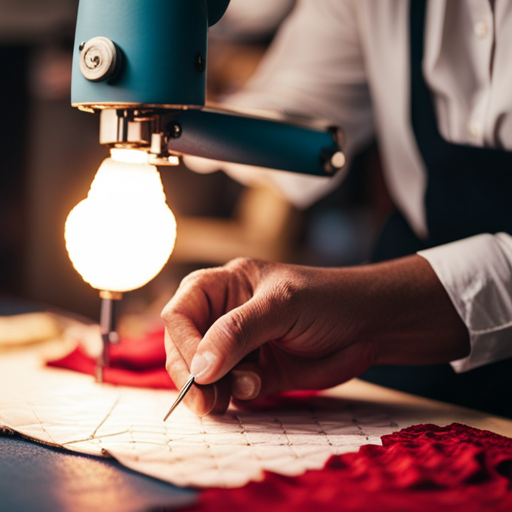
xmin=325 ymin=377 xmax=512 ymax=437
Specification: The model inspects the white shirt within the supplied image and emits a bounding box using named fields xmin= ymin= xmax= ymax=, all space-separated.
xmin=216 ymin=0 xmax=512 ymax=372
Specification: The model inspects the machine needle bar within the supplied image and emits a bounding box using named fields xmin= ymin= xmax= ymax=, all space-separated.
xmin=96 ymin=291 xmax=122 ymax=383
xmin=163 ymin=374 xmax=195 ymax=421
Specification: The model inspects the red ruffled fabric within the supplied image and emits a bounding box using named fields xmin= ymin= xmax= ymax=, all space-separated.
xmin=47 ymin=327 xmax=176 ymax=389
xmin=191 ymin=423 xmax=512 ymax=512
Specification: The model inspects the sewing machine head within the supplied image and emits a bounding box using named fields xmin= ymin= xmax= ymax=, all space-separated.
xmin=70 ymin=0 xmax=344 ymax=173
xmin=71 ymin=0 xmax=231 ymax=165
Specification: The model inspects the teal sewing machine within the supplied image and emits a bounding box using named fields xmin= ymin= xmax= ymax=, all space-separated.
xmin=71 ymin=0 xmax=345 ymax=175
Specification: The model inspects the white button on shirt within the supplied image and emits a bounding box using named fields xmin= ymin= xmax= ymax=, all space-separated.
xmin=219 ymin=0 xmax=512 ymax=372
xmin=468 ymin=121 xmax=482 ymax=139
xmin=474 ymin=20 xmax=489 ymax=38
xmin=468 ymin=122 xmax=479 ymax=136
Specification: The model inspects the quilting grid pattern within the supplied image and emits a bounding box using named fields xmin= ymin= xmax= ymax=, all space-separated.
xmin=0 ymin=352 xmax=396 ymax=487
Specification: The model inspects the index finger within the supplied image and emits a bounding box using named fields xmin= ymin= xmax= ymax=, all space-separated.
xmin=162 ymin=264 xmax=255 ymax=361
xmin=161 ymin=268 xmax=235 ymax=415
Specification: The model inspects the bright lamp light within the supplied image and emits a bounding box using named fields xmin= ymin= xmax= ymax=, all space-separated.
xmin=65 ymin=150 xmax=176 ymax=293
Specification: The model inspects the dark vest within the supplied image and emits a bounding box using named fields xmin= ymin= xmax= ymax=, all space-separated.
xmin=362 ymin=0 xmax=512 ymax=417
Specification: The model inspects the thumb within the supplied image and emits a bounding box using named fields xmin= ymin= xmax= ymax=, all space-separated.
xmin=190 ymin=294 xmax=291 ymax=385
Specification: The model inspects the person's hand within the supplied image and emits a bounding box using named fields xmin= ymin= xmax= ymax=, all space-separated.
xmin=162 ymin=257 xmax=377 ymax=416
xmin=162 ymin=256 xmax=469 ymax=416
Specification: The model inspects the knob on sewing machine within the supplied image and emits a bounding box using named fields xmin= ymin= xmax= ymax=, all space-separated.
xmin=67 ymin=0 xmax=345 ymax=381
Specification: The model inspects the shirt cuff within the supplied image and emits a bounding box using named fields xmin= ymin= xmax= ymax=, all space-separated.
xmin=417 ymin=233 xmax=512 ymax=372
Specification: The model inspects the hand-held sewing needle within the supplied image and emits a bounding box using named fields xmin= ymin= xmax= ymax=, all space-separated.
xmin=163 ymin=374 xmax=195 ymax=421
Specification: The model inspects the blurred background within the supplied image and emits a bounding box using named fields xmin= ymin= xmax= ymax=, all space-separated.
xmin=0 ymin=0 xmax=393 ymax=333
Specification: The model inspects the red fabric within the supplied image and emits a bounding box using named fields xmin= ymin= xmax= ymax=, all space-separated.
xmin=46 ymin=327 xmax=322 ymax=396
xmin=47 ymin=327 xmax=176 ymax=389
xmin=192 ymin=423 xmax=512 ymax=512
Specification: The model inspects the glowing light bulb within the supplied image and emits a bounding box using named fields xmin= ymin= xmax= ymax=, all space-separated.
xmin=65 ymin=150 xmax=176 ymax=293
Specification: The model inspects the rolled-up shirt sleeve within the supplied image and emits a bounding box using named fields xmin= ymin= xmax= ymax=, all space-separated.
xmin=418 ymin=233 xmax=512 ymax=372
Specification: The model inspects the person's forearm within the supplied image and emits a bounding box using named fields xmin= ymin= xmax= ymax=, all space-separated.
xmin=345 ymin=255 xmax=470 ymax=366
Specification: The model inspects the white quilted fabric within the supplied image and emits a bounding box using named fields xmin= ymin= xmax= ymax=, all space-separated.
xmin=0 ymin=350 xmax=397 ymax=488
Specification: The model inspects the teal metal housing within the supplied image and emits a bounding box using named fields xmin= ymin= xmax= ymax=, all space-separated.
xmin=167 ymin=109 xmax=343 ymax=177
xmin=71 ymin=0 xmax=229 ymax=108
xmin=71 ymin=0 xmax=344 ymax=178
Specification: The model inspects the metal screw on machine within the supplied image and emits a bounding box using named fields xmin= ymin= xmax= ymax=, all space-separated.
xmin=330 ymin=151 xmax=346 ymax=169
xmin=321 ymin=148 xmax=346 ymax=175
xmin=169 ymin=122 xmax=182 ymax=139
xmin=321 ymin=126 xmax=346 ymax=174
xmin=79 ymin=36 xmax=120 ymax=82
xmin=194 ymin=53 xmax=206 ymax=73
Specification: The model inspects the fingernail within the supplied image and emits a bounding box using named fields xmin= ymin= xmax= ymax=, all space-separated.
xmin=231 ymin=371 xmax=261 ymax=400
xmin=190 ymin=351 xmax=216 ymax=378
